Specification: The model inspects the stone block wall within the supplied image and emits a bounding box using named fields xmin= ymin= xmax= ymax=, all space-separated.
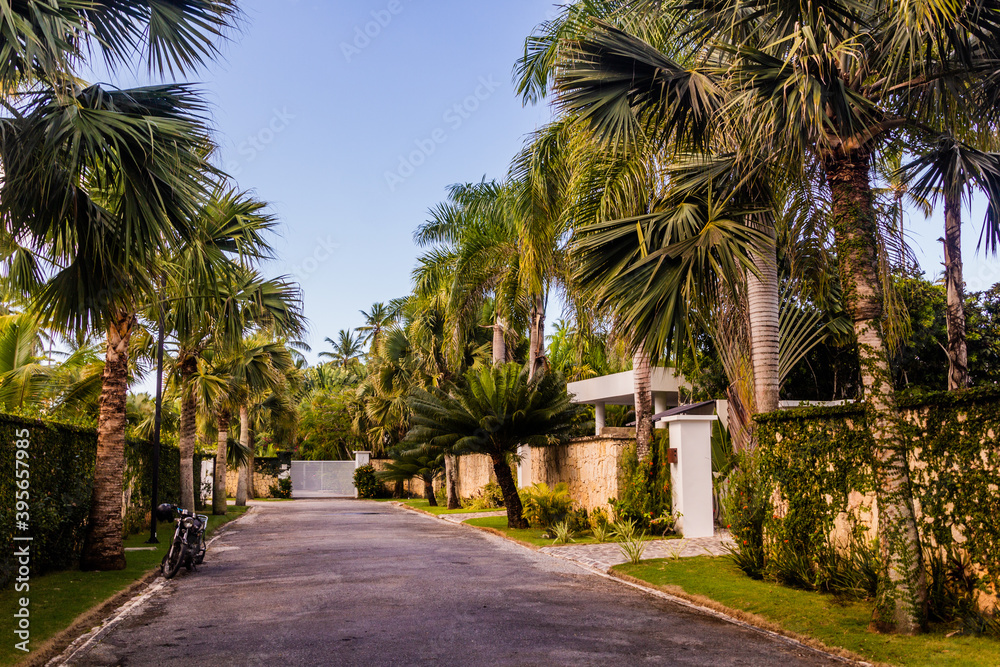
xmin=222 ymin=456 xmax=290 ymax=499
xmin=523 ymin=435 xmax=634 ymax=512
xmin=371 ymin=453 xmax=495 ymax=499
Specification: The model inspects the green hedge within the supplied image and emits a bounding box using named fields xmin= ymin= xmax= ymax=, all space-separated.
xmin=0 ymin=414 xmax=180 ymax=588
xmin=755 ymin=386 xmax=1000 ymax=591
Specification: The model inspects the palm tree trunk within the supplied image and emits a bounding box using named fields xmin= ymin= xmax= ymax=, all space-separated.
xmin=826 ymin=150 xmax=926 ymax=634
xmin=212 ymin=410 xmax=230 ymax=515
xmin=492 ymin=315 xmax=506 ymax=365
xmin=528 ymin=294 xmax=546 ymax=380
xmin=236 ymin=406 xmax=250 ymax=506
xmin=746 ymin=230 xmax=781 ymax=413
xmin=445 ymin=453 xmax=461 ymax=509
xmin=491 ymin=453 xmax=527 ymax=528
xmin=80 ymin=313 xmax=133 ymax=571
xmin=943 ymin=189 xmax=970 ymax=390
xmin=247 ymin=426 xmax=256 ymax=499
xmin=424 ymin=477 xmax=437 ymax=506
xmin=177 ymin=356 xmax=198 ymax=511
xmin=633 ymin=345 xmax=654 ymax=462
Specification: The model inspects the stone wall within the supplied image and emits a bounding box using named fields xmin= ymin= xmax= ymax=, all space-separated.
xmin=221 ymin=456 xmax=290 ymax=499
xmin=523 ymin=435 xmax=634 ymax=512
xmin=756 ymin=387 xmax=1000 ymax=603
xmin=371 ymin=453 xmax=495 ymax=499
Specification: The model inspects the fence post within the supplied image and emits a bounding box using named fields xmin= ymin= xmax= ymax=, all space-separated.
xmin=353 ymin=451 xmax=371 ymax=499
xmin=663 ymin=414 xmax=717 ymax=538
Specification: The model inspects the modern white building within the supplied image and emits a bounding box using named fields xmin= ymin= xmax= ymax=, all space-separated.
xmin=566 ymin=368 xmax=690 ymax=435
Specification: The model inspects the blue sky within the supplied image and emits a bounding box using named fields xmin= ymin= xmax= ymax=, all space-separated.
xmin=118 ymin=0 xmax=998 ymax=370
xmin=193 ymin=0 xmax=555 ymax=363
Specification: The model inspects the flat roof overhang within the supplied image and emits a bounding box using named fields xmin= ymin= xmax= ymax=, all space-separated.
xmin=566 ymin=368 xmax=688 ymax=406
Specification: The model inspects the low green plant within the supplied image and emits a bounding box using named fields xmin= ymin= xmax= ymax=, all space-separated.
xmin=591 ymin=521 xmax=614 ymax=543
xmin=618 ymin=529 xmax=648 ymax=565
xmin=522 ymin=482 xmax=573 ymax=529
xmin=551 ymin=519 xmax=575 ymax=545
xmin=353 ymin=464 xmax=387 ymax=499
xmin=271 ymin=476 xmax=293 ymax=499
xmin=611 ymin=517 xmax=641 ymax=542
xmin=648 ymin=510 xmax=681 ymax=536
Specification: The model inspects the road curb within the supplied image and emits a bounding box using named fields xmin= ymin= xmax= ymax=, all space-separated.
xmin=43 ymin=506 xmax=257 ymax=667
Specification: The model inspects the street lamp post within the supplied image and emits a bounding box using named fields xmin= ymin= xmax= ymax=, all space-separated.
xmin=146 ymin=317 xmax=165 ymax=544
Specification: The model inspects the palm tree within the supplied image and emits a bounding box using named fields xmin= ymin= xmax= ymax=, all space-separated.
xmin=897 ymin=139 xmax=1000 ymax=390
xmin=0 ymin=0 xmax=238 ymax=572
xmin=161 ymin=188 xmax=299 ymax=510
xmin=213 ymin=336 xmax=298 ymax=506
xmin=405 ymin=364 xmax=579 ymax=528
xmin=319 ymin=330 xmax=365 ymax=368
xmin=357 ymin=302 xmax=395 ymax=350
xmin=540 ymin=0 xmax=1000 ymax=632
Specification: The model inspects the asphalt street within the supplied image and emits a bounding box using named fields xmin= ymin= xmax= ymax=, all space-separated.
xmin=67 ymin=499 xmax=844 ymax=666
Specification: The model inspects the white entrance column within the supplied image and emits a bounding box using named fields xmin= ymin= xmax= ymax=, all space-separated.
xmin=353 ymin=450 xmax=371 ymax=499
xmin=664 ymin=414 xmax=717 ymax=538
xmin=653 ymin=394 xmax=668 ymax=429
xmin=594 ymin=401 xmax=606 ymax=435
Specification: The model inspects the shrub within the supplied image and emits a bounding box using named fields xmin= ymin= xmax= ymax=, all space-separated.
xmin=521 ymin=482 xmax=573 ymax=529
xmin=271 ymin=476 xmax=293 ymax=499
xmin=353 ymin=464 xmax=386 ymax=499
xmin=0 ymin=414 xmax=180 ymax=588
xmin=589 ymin=506 xmax=610 ymax=531
xmin=612 ymin=436 xmax=671 ymax=530
xmin=720 ymin=452 xmax=770 ymax=579
xmin=464 ymin=481 xmax=504 ymax=510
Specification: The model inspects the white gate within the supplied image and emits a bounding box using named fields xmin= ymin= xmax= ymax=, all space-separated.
xmin=290 ymin=460 xmax=357 ymax=497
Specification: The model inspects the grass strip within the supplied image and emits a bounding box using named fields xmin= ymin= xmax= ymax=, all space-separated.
xmin=2 ymin=505 xmax=249 ymax=666
xmin=381 ymin=498 xmax=506 ymax=515
xmin=614 ymin=556 xmax=1000 ymax=667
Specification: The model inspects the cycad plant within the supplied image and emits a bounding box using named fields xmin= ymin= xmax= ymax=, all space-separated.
xmin=405 ymin=363 xmax=579 ymax=528
xmin=376 ymin=449 xmax=445 ymax=505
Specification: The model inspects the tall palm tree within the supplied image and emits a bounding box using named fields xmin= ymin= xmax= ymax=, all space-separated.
xmin=319 ymin=330 xmax=365 ymax=368
xmin=541 ymin=0 xmax=1000 ymax=632
xmin=0 ymin=0 xmax=239 ymax=572
xmin=161 ymin=188 xmax=300 ymax=510
xmin=357 ymin=302 xmax=395 ymax=350
xmin=897 ymin=138 xmax=1000 ymax=390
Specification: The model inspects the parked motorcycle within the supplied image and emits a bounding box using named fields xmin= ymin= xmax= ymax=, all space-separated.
xmin=156 ymin=503 xmax=208 ymax=578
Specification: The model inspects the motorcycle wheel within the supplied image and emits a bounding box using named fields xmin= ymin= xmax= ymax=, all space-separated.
xmin=162 ymin=538 xmax=185 ymax=579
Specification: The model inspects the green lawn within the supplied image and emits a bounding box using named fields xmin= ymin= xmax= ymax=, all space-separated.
xmin=615 ymin=556 xmax=1000 ymax=667
xmin=1 ymin=506 xmax=249 ymax=666
xmin=386 ymin=498 xmax=506 ymax=516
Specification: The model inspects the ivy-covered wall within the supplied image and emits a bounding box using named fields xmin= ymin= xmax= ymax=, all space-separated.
xmin=755 ymin=387 xmax=1000 ymax=592
xmin=0 ymin=414 xmax=180 ymax=588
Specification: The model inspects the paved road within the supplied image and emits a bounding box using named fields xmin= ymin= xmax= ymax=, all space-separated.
xmin=68 ymin=500 xmax=843 ymax=666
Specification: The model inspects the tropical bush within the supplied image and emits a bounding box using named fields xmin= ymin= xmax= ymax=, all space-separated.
xmin=271 ymin=477 xmax=293 ymax=499
xmin=352 ymin=464 xmax=386 ymax=499
xmin=611 ymin=434 xmax=672 ymax=530
xmin=521 ymin=482 xmax=573 ymax=530
xmin=464 ymin=481 xmax=505 ymax=510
